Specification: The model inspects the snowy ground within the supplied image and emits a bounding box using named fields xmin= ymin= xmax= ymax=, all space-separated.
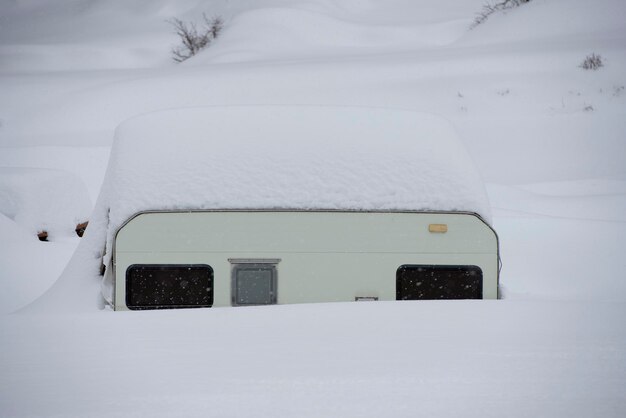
xmin=1 ymin=0 xmax=625 ymax=416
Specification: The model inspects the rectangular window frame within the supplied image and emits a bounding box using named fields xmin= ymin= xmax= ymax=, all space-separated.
xmin=125 ymin=264 xmax=214 ymax=310
xmin=396 ymin=264 xmax=483 ymax=300
xmin=229 ymin=259 xmax=279 ymax=307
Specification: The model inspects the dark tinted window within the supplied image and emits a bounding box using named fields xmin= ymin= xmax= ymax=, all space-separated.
xmin=396 ymin=265 xmax=482 ymax=300
xmin=232 ymin=264 xmax=277 ymax=306
xmin=126 ymin=264 xmax=213 ymax=310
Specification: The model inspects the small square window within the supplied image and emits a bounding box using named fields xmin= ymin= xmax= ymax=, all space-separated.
xmin=230 ymin=261 xmax=278 ymax=306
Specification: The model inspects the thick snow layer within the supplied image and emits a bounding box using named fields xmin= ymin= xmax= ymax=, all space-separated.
xmin=0 ymin=167 xmax=91 ymax=237
xmin=462 ymin=0 xmax=626 ymax=45
xmin=195 ymin=8 xmax=469 ymax=64
xmin=3 ymin=300 xmax=625 ymax=418
xmin=0 ymin=213 xmax=78 ymax=315
xmin=0 ymin=146 xmax=111 ymax=203
xmin=103 ymin=106 xmax=490 ymax=220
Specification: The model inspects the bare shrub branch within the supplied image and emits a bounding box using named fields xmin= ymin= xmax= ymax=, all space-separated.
xmin=205 ymin=14 xmax=224 ymax=40
xmin=168 ymin=14 xmax=224 ymax=62
xmin=471 ymin=0 xmax=532 ymax=29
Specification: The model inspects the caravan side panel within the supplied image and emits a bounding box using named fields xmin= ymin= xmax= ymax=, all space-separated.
xmin=113 ymin=211 xmax=499 ymax=310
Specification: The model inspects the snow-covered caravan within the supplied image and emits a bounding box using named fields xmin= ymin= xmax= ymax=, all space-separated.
xmin=100 ymin=106 xmax=499 ymax=310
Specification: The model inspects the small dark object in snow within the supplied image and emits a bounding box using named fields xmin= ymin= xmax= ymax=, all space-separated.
xmin=76 ymin=221 xmax=88 ymax=237
xmin=37 ymin=230 xmax=48 ymax=242
xmin=580 ymin=53 xmax=603 ymax=70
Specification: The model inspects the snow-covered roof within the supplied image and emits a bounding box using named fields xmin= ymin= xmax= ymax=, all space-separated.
xmin=100 ymin=106 xmax=491 ymax=234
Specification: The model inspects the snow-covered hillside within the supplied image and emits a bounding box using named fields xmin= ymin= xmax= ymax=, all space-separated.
xmin=1 ymin=0 xmax=625 ymax=416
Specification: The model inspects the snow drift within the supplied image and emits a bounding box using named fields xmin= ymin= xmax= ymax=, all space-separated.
xmin=0 ymin=167 xmax=91 ymax=238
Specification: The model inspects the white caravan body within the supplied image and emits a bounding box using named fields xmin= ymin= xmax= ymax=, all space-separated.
xmin=113 ymin=210 xmax=498 ymax=310
xmin=98 ymin=106 xmax=498 ymax=310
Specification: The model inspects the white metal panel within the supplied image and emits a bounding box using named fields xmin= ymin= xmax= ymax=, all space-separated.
xmin=114 ymin=211 xmax=498 ymax=310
